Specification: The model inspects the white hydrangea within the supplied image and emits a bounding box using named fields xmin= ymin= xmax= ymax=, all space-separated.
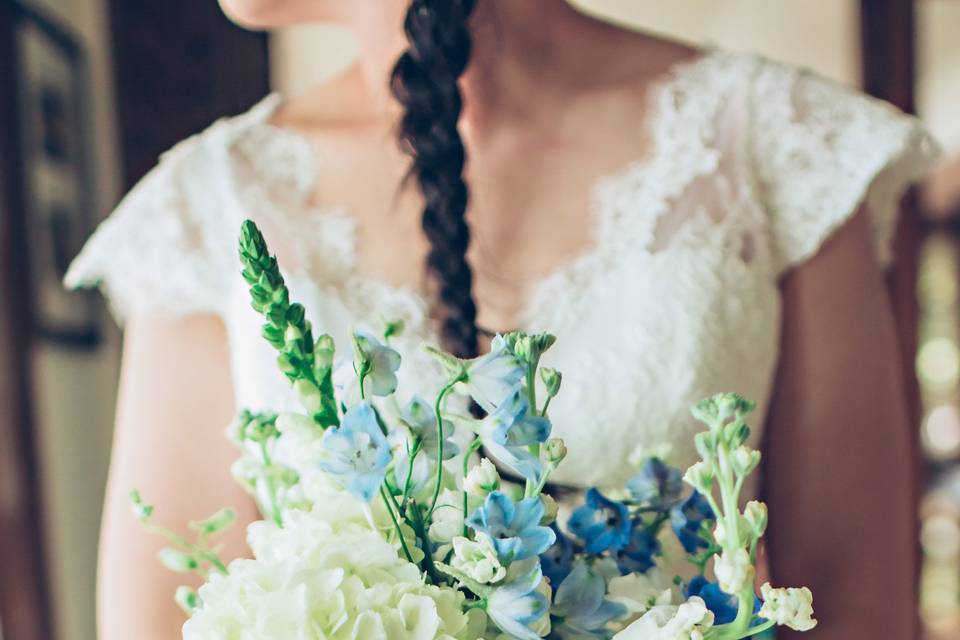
xmin=185 ymin=507 xmax=478 ymax=640
xmin=613 ymin=597 xmax=714 ymax=640
xmin=758 ymin=583 xmax=817 ymax=632
xmin=270 ymin=413 xmax=343 ymax=506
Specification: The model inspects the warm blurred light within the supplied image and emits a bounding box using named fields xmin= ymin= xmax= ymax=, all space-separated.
xmin=924 ymin=404 xmax=960 ymax=458
xmin=921 ymin=494 xmax=960 ymax=636
xmin=917 ymin=337 xmax=960 ymax=389
xmin=922 ymin=513 xmax=960 ymax=559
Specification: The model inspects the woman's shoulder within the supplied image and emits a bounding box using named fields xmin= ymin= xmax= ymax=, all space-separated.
xmin=717 ymin=49 xmax=941 ymax=273
xmin=65 ymin=94 xmax=297 ymax=322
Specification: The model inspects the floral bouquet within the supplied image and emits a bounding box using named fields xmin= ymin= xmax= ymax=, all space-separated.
xmin=134 ymin=220 xmax=816 ymax=639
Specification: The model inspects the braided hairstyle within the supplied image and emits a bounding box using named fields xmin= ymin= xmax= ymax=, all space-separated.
xmin=390 ymin=0 xmax=480 ymax=358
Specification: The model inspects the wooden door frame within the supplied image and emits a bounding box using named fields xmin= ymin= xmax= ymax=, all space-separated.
xmin=0 ymin=2 xmax=55 ymax=638
xmin=859 ymin=2 xmax=924 ymax=637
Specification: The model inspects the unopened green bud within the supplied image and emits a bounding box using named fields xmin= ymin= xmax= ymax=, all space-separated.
xmin=514 ymin=335 xmax=535 ymax=363
xmin=544 ymin=438 xmax=567 ymax=464
xmin=175 ymin=585 xmax=201 ymax=614
xmin=129 ymin=490 xmax=153 ymax=522
xmin=189 ymin=508 xmax=236 ymax=535
xmin=246 ymin=415 xmax=278 ymax=443
xmin=264 ymin=303 xmax=285 ymax=328
xmin=276 ymin=353 xmax=297 ymax=376
xmin=315 ymin=334 xmax=335 ymax=363
xmin=540 ymin=494 xmax=559 ymax=526
xmin=261 ymin=324 xmax=284 ymax=347
xmin=294 ymin=379 xmax=323 ymax=415
xmin=731 ymin=446 xmax=761 ymax=477
xmin=383 ymin=319 xmax=405 ymax=340
xmin=723 ymin=420 xmax=751 ymax=449
xmin=540 ymin=368 xmax=562 ymax=397
xmin=694 ymin=431 xmax=717 ymax=461
xmin=532 ymin=333 xmax=557 ymax=356
xmin=286 ymin=303 xmax=306 ymax=327
xmin=744 ymin=500 xmax=768 ymax=538
xmin=284 ymin=324 xmax=304 ymax=343
xmin=683 ymin=461 xmax=715 ymax=494
xmin=691 ymin=397 xmax=719 ymax=427
xmin=158 ymin=548 xmax=199 ymax=573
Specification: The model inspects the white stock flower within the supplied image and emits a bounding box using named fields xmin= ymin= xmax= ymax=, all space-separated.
xmin=185 ymin=507 xmax=475 ymax=640
xmin=758 ymin=583 xmax=817 ymax=631
xmin=714 ymin=548 xmax=754 ymax=596
xmin=450 ymin=533 xmax=506 ymax=584
xmin=464 ymin=459 xmax=500 ymax=497
xmin=613 ymin=597 xmax=714 ymax=640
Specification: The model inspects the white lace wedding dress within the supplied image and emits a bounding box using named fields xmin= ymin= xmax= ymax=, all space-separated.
xmin=66 ymin=50 xmax=938 ymax=494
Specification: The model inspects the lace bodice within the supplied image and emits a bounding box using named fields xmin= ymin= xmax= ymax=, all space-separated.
xmin=66 ymin=50 xmax=938 ymax=492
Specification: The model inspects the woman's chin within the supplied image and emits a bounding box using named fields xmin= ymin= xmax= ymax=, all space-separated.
xmin=217 ymin=0 xmax=328 ymax=29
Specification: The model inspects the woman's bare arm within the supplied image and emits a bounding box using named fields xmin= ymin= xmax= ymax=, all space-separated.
xmin=97 ymin=315 xmax=259 ymax=639
xmin=764 ymin=208 xmax=917 ymax=639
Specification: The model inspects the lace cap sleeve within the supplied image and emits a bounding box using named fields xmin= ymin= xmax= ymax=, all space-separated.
xmin=65 ymin=125 xmax=244 ymax=324
xmin=750 ymin=58 xmax=940 ymax=274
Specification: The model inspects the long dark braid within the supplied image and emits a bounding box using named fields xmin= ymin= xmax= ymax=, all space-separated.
xmin=390 ymin=0 xmax=480 ymax=358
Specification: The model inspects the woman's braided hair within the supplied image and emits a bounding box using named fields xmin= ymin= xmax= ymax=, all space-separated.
xmin=390 ymin=0 xmax=480 ymax=358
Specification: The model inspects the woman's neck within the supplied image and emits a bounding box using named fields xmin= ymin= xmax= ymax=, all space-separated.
xmin=342 ymin=1 xmax=647 ymax=123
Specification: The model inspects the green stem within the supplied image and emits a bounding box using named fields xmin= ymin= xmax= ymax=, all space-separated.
xmin=259 ymin=441 xmax=282 ymax=526
xmin=461 ymin=439 xmax=483 ymax=536
xmin=143 ymin=523 xmax=229 ymax=577
xmin=381 ymin=485 xmax=415 ymax=564
xmin=525 ymin=361 xmax=538 ymax=415
xmin=427 ymin=379 xmax=461 ymax=520
xmin=401 ymin=438 xmax=422 ymax=508
xmin=714 ymin=430 xmax=754 ymax=636
xmin=541 ymin=395 xmax=554 ymax=417
xmin=410 ymin=505 xmax=443 ymax=585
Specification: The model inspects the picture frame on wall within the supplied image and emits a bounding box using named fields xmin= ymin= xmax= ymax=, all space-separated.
xmin=12 ymin=2 xmax=101 ymax=348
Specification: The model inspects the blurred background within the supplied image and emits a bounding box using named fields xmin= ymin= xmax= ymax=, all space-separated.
xmin=0 ymin=1 xmax=958 ymax=638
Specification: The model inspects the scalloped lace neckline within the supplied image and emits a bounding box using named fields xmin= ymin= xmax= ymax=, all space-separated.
xmin=251 ymin=48 xmax=735 ymax=332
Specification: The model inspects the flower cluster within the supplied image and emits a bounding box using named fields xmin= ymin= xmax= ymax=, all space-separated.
xmin=133 ymin=221 xmax=816 ymax=640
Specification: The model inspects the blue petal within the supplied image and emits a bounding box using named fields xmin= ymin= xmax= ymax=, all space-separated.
xmin=554 ymin=562 xmax=605 ymax=618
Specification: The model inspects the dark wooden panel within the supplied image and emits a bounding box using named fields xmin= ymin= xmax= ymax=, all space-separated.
xmin=860 ymin=3 xmax=922 ymax=638
xmin=0 ymin=2 xmax=55 ymax=639
xmin=108 ymin=0 xmax=270 ymax=189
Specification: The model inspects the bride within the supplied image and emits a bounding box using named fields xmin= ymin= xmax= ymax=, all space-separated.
xmin=67 ymin=1 xmax=937 ymax=638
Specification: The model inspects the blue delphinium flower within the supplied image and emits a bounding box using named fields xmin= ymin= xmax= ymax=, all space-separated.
xmin=568 ymin=488 xmax=632 ymax=554
xmin=353 ymin=330 xmax=401 ymax=397
xmin=550 ymin=560 xmax=627 ymax=638
xmin=685 ymin=576 xmax=763 ymax=626
xmin=626 ymin=457 xmax=684 ymax=508
xmin=480 ymin=388 xmax=551 ymax=481
xmin=319 ymin=402 xmax=390 ymax=502
xmin=615 ymin=521 xmax=661 ymax=574
xmin=466 ymin=491 xmax=556 ymax=562
xmin=463 ymin=334 xmax=525 ymax=412
xmin=486 ymin=558 xmax=550 ymax=640
xmin=540 ymin=523 xmax=576 ymax=585
xmin=394 ymin=396 xmax=459 ymax=491
xmin=670 ymin=490 xmax=715 ymax=553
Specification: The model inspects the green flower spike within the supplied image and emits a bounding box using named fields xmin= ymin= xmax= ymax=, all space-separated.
xmin=238 ymin=220 xmax=339 ymax=427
